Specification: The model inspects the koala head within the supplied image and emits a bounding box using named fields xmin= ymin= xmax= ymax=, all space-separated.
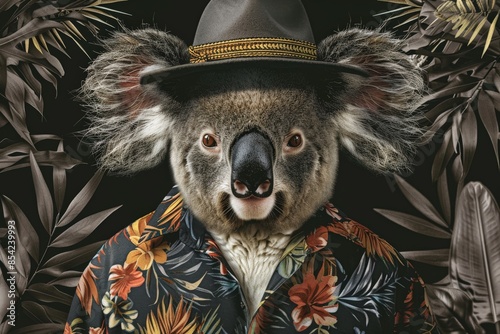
xmin=80 ymin=28 xmax=426 ymax=235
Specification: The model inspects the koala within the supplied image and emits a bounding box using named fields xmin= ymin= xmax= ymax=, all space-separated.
xmin=66 ymin=1 xmax=439 ymax=333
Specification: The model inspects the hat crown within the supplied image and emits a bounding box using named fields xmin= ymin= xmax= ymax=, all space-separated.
xmin=193 ymin=0 xmax=315 ymax=45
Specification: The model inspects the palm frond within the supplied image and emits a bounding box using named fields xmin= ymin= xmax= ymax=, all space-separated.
xmin=434 ymin=0 xmax=498 ymax=55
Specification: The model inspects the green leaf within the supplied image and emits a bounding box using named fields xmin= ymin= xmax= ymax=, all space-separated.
xmin=51 ymin=206 xmax=121 ymax=248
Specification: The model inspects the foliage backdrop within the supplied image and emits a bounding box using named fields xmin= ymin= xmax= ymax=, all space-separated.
xmin=0 ymin=0 xmax=499 ymax=333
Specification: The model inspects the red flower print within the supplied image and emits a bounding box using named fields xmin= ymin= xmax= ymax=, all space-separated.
xmin=306 ymin=226 xmax=328 ymax=253
xmin=205 ymin=238 xmax=228 ymax=275
xmin=289 ymin=273 xmax=339 ymax=332
xmin=109 ymin=263 xmax=145 ymax=300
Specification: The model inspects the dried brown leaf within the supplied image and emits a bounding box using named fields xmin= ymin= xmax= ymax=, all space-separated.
xmin=29 ymin=151 xmax=54 ymax=234
xmin=478 ymin=91 xmax=499 ymax=168
xmin=437 ymin=172 xmax=452 ymax=225
xmin=426 ymin=284 xmax=485 ymax=333
xmin=374 ymin=208 xmax=451 ymax=238
xmin=483 ymin=11 xmax=499 ymax=57
xmin=56 ymin=171 xmax=104 ymax=227
xmin=432 ymin=128 xmax=454 ymax=181
xmin=395 ymin=174 xmax=448 ymax=228
xmin=38 ymin=241 xmax=104 ymax=277
xmin=400 ymin=249 xmax=449 ymax=267
xmin=450 ymin=182 xmax=500 ymax=325
xmin=2 ymin=196 xmax=40 ymax=262
xmin=460 ymin=106 xmax=477 ymax=177
xmin=51 ymin=206 xmax=120 ymax=248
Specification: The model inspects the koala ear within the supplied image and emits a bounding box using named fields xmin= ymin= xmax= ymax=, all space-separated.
xmin=80 ymin=28 xmax=189 ymax=175
xmin=317 ymin=28 xmax=427 ymax=174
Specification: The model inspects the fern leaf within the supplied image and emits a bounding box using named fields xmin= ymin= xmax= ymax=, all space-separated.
xmin=468 ymin=16 xmax=488 ymax=45
xmin=483 ymin=11 xmax=499 ymax=57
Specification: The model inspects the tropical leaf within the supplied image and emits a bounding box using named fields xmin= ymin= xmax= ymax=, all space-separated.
xmin=426 ymin=284 xmax=485 ymax=333
xmin=437 ymin=171 xmax=452 ymax=224
xmin=374 ymin=208 xmax=451 ymax=238
xmin=394 ymin=175 xmax=448 ymax=228
xmin=8 ymin=323 xmax=65 ymax=334
xmin=450 ymin=182 xmax=500 ymax=325
xmin=21 ymin=300 xmax=68 ymax=324
xmin=477 ymin=90 xmax=500 ymax=168
xmin=400 ymin=249 xmax=449 ymax=267
xmin=47 ymin=270 xmax=83 ymax=288
xmin=29 ymin=152 xmax=54 ymax=233
xmin=25 ymin=283 xmax=73 ymax=305
xmin=50 ymin=205 xmax=121 ymax=248
xmin=434 ymin=0 xmax=497 ymax=51
xmin=56 ymin=170 xmax=104 ymax=227
xmin=0 ymin=272 xmax=10 ymax=325
xmin=374 ymin=0 xmax=423 ymax=27
xmin=37 ymin=241 xmax=104 ymax=277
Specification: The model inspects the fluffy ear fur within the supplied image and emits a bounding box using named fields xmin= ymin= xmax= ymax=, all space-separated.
xmin=318 ymin=28 xmax=427 ymax=173
xmin=79 ymin=28 xmax=189 ymax=175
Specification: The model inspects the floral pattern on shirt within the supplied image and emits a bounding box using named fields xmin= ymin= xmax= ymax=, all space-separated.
xmin=65 ymin=186 xmax=439 ymax=333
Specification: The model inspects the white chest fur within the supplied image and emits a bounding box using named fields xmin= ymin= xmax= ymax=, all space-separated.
xmin=209 ymin=226 xmax=293 ymax=317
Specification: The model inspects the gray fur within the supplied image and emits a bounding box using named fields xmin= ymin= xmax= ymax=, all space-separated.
xmin=79 ymin=28 xmax=189 ymax=174
xmin=80 ymin=27 xmax=426 ymax=234
xmin=318 ymin=28 xmax=426 ymax=173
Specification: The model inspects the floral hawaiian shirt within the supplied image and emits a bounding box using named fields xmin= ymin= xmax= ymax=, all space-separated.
xmin=65 ymin=185 xmax=439 ymax=334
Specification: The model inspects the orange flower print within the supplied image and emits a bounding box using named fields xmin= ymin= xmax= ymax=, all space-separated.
xmin=88 ymin=326 xmax=106 ymax=334
xmin=306 ymin=226 xmax=328 ymax=253
xmin=65 ymin=318 xmax=105 ymax=334
xmin=125 ymin=238 xmax=170 ymax=270
xmin=126 ymin=212 xmax=153 ymax=245
xmin=289 ymin=273 xmax=339 ymax=332
xmin=109 ymin=263 xmax=145 ymax=300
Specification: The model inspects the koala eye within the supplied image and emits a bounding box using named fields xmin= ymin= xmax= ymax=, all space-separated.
xmin=202 ymin=134 xmax=218 ymax=148
xmin=283 ymin=131 xmax=305 ymax=154
xmin=287 ymin=134 xmax=302 ymax=148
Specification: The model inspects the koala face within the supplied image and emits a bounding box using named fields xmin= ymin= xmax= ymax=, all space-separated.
xmin=168 ymin=69 xmax=339 ymax=234
xmin=83 ymin=28 xmax=425 ymax=236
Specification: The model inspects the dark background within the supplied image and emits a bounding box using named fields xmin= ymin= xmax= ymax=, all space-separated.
xmin=5 ymin=0 xmax=495 ymax=292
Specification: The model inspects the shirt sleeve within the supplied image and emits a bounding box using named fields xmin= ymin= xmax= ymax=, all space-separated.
xmin=64 ymin=258 xmax=107 ymax=333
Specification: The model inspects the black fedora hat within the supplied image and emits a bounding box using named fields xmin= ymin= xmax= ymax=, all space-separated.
xmin=140 ymin=0 xmax=368 ymax=84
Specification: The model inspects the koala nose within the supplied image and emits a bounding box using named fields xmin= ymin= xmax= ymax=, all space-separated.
xmin=231 ymin=131 xmax=274 ymax=199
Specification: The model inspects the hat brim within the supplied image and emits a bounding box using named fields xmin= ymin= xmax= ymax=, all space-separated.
xmin=140 ymin=57 xmax=368 ymax=85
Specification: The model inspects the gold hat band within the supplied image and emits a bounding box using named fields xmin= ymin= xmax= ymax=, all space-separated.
xmin=189 ymin=37 xmax=317 ymax=63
